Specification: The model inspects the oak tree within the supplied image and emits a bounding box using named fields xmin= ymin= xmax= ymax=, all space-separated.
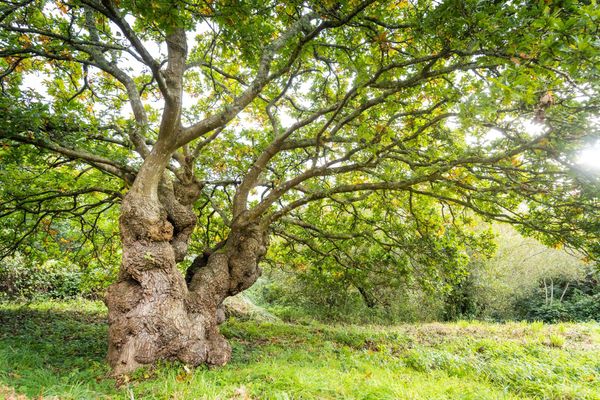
xmin=1 ymin=0 xmax=599 ymax=374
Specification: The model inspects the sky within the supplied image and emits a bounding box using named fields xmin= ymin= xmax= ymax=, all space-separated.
xmin=578 ymin=140 xmax=600 ymax=171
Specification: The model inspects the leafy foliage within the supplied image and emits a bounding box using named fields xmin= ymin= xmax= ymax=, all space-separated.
xmin=0 ymin=253 xmax=115 ymax=300
xmin=516 ymin=271 xmax=600 ymax=323
xmin=463 ymin=223 xmax=590 ymax=321
xmin=0 ymin=0 xmax=599 ymax=299
xmin=255 ymin=223 xmax=592 ymax=323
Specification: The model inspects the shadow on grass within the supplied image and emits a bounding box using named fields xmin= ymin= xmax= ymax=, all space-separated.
xmin=0 ymin=304 xmax=116 ymax=398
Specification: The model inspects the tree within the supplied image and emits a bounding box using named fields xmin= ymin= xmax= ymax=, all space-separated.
xmin=1 ymin=0 xmax=599 ymax=375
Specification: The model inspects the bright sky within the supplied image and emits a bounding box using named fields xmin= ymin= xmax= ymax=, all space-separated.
xmin=578 ymin=140 xmax=600 ymax=171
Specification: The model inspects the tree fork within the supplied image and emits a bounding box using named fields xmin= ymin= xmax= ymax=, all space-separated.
xmin=105 ymin=180 xmax=268 ymax=375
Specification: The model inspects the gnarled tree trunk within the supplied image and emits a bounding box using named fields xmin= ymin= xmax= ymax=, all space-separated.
xmin=105 ymin=180 xmax=266 ymax=375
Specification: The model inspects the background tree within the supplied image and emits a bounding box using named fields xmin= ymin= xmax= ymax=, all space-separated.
xmin=1 ymin=0 xmax=599 ymax=375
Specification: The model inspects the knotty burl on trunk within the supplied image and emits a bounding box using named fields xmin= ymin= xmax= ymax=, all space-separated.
xmin=105 ymin=179 xmax=267 ymax=376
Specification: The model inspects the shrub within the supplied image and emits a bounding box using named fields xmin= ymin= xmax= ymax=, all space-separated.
xmin=515 ymin=273 xmax=600 ymax=323
xmin=0 ymin=254 xmax=91 ymax=300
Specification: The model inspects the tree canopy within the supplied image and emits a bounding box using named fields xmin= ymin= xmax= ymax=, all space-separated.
xmin=1 ymin=0 xmax=598 ymax=264
xmin=0 ymin=0 xmax=600 ymax=374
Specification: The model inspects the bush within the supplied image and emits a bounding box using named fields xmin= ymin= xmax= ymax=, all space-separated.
xmin=456 ymin=224 xmax=587 ymax=321
xmin=565 ymin=291 xmax=600 ymax=320
xmin=515 ymin=273 xmax=600 ymax=323
xmin=0 ymin=254 xmax=84 ymax=300
xmin=521 ymin=301 xmax=569 ymax=323
xmin=441 ymin=273 xmax=482 ymax=321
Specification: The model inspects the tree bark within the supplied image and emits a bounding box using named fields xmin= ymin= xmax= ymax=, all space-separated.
xmin=105 ymin=180 xmax=267 ymax=376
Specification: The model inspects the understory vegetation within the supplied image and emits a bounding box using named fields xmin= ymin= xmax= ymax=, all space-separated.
xmin=2 ymin=224 xmax=598 ymax=325
xmin=219 ymin=224 xmax=600 ymax=325
xmin=1 ymin=299 xmax=600 ymax=400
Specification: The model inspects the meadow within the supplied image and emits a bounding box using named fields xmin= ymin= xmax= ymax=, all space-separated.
xmin=1 ymin=300 xmax=599 ymax=399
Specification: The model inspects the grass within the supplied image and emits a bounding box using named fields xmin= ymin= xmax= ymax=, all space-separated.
xmin=1 ymin=300 xmax=599 ymax=399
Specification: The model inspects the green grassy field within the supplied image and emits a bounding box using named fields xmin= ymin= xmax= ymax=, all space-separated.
xmin=1 ymin=300 xmax=599 ymax=399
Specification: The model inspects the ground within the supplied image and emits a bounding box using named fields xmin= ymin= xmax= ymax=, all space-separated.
xmin=1 ymin=300 xmax=599 ymax=399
